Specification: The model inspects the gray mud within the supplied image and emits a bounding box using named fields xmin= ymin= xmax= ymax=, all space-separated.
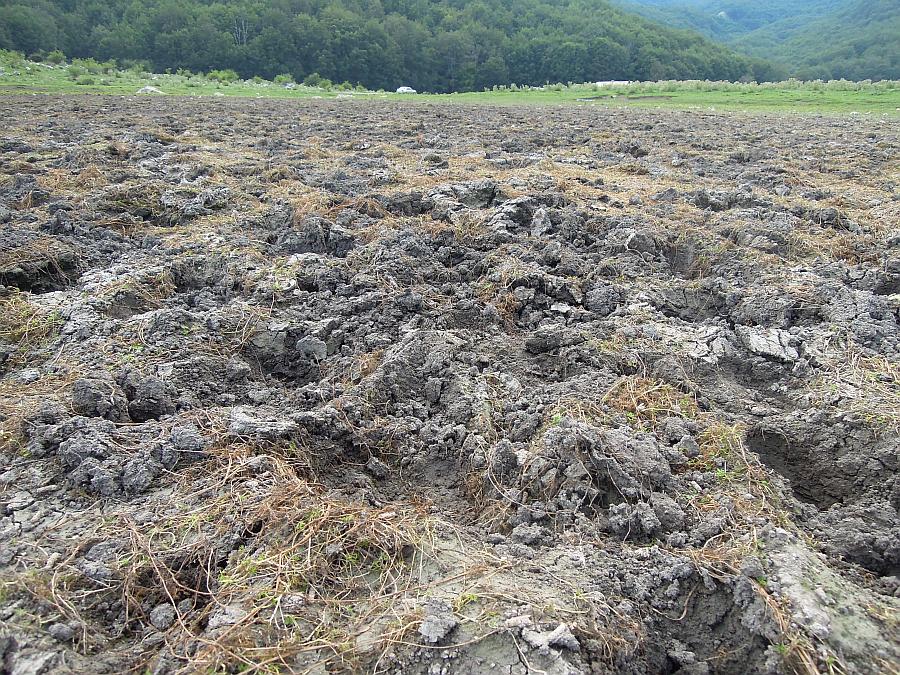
xmin=0 ymin=95 xmax=897 ymax=674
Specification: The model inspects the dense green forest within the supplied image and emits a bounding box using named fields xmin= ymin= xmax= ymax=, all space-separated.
xmin=737 ymin=0 xmax=900 ymax=81
xmin=618 ymin=0 xmax=899 ymax=80
xmin=614 ymin=1 xmax=851 ymax=42
xmin=0 ymin=0 xmax=779 ymax=92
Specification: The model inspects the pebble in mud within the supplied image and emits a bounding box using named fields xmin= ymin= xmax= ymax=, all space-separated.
xmin=418 ymin=600 xmax=458 ymax=644
xmin=149 ymin=604 xmax=176 ymax=631
xmin=48 ymin=623 xmax=75 ymax=642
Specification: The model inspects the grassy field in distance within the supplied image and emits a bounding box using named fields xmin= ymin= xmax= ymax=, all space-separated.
xmin=1 ymin=52 xmax=898 ymax=114
xmin=408 ymin=86 xmax=900 ymax=113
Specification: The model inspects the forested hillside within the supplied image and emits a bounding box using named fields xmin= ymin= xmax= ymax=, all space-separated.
xmin=0 ymin=0 xmax=777 ymax=91
xmin=737 ymin=0 xmax=900 ymax=80
xmin=615 ymin=0 xmax=851 ymax=42
xmin=617 ymin=0 xmax=898 ymax=80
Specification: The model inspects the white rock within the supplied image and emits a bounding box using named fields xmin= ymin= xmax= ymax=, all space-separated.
xmin=735 ymin=326 xmax=799 ymax=362
xmin=206 ymin=605 xmax=247 ymax=631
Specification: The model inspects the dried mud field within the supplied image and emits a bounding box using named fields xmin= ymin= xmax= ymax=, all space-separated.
xmin=0 ymin=95 xmax=898 ymax=675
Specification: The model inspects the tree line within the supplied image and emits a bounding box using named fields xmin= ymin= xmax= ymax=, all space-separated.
xmin=618 ymin=0 xmax=898 ymax=81
xmin=0 ymin=0 xmax=781 ymax=92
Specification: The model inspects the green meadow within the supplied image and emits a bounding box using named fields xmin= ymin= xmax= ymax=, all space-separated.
xmin=1 ymin=52 xmax=897 ymax=115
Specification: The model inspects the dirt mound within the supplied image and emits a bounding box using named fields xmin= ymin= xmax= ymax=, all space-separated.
xmin=0 ymin=95 xmax=897 ymax=674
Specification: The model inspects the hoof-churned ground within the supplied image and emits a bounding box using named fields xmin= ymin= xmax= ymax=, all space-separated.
xmin=0 ymin=95 xmax=898 ymax=674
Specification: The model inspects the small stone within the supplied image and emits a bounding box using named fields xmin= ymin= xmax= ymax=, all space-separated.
xmin=675 ymin=435 xmax=701 ymax=458
xmin=522 ymin=623 xmax=580 ymax=653
xmin=17 ymin=369 xmax=40 ymax=383
xmin=229 ymin=407 xmax=298 ymax=440
xmin=48 ymin=623 xmax=75 ymax=642
xmin=296 ymin=335 xmax=327 ymax=360
xmin=71 ymin=378 xmax=129 ymax=421
xmin=418 ymin=599 xmax=458 ymax=644
xmin=0 ymin=547 xmax=16 ymax=565
xmin=511 ymin=523 xmax=545 ymax=545
xmin=206 ymin=604 xmax=247 ymax=631
xmin=170 ymin=425 xmax=206 ymax=453
xmin=150 ymin=603 xmax=176 ymax=630
xmin=546 ymin=623 xmax=580 ymax=651
xmin=118 ymin=371 xmax=175 ymax=421
xmin=505 ymin=615 xmax=534 ymax=629
xmin=366 ymin=456 xmax=390 ymax=478
xmin=424 ymin=377 xmax=443 ymax=404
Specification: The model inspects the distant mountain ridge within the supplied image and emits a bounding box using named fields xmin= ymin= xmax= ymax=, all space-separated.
xmin=616 ymin=0 xmax=899 ymax=79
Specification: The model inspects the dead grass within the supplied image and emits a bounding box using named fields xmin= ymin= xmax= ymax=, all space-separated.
xmin=327 ymin=349 xmax=386 ymax=390
xmin=324 ymin=196 xmax=390 ymax=221
xmin=40 ymin=165 xmax=109 ymax=193
xmin=289 ymin=189 xmax=337 ymax=223
xmin=0 ymin=292 xmax=60 ymax=352
xmin=99 ymin=182 xmax=164 ymax=218
xmin=417 ymin=210 xmax=488 ymax=244
xmin=807 ymin=342 xmax=900 ymax=434
xmin=2 ymin=444 xmax=440 ymax=674
xmin=0 ymin=366 xmax=80 ymax=454
xmin=98 ymin=269 xmax=176 ymax=309
xmin=207 ymin=302 xmax=274 ymax=357
xmin=602 ymin=376 xmax=699 ymax=429
xmin=0 ymin=236 xmax=78 ymax=286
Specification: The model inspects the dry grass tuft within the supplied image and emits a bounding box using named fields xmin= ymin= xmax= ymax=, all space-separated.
xmin=417 ymin=210 xmax=488 ymax=244
xmin=0 ymin=292 xmax=60 ymax=352
xmin=99 ymin=270 xmax=176 ymax=309
xmin=5 ymin=446 xmax=438 ymax=674
xmin=0 ymin=237 xmax=79 ymax=287
xmin=807 ymin=342 xmax=899 ymax=434
xmin=0 ymin=369 xmax=79 ymax=453
xmin=602 ymin=376 xmax=698 ymax=428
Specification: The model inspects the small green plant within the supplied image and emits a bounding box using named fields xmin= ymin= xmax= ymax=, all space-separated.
xmin=454 ymin=592 xmax=479 ymax=611
xmin=72 ymin=57 xmax=102 ymax=74
xmin=303 ymin=72 xmax=323 ymax=87
xmin=207 ymin=68 xmax=239 ymax=84
xmin=45 ymin=49 xmax=66 ymax=65
xmin=714 ymin=466 xmax=743 ymax=482
xmin=67 ymin=64 xmax=86 ymax=80
xmin=274 ymin=73 xmax=295 ymax=85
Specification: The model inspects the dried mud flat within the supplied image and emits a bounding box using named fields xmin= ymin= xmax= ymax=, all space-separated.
xmin=0 ymin=95 xmax=898 ymax=675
